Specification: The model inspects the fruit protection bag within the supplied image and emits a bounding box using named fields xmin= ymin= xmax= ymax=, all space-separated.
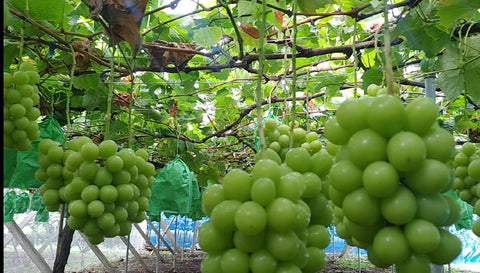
xmin=3 ymin=191 xmax=49 ymax=222
xmin=148 ymin=155 xmax=204 ymax=221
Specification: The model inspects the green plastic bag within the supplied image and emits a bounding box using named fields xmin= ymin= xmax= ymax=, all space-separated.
xmin=29 ymin=191 xmax=44 ymax=211
xmin=444 ymin=190 xmax=474 ymax=230
xmin=14 ymin=192 xmax=30 ymax=214
xmin=3 ymin=191 xmax=16 ymax=222
xmin=4 ymin=115 xmax=65 ymax=189
xmin=35 ymin=205 xmax=49 ymax=222
xmin=148 ymin=155 xmax=205 ymax=221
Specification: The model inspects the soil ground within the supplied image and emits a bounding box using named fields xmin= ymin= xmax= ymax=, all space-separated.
xmin=72 ymin=249 xmax=466 ymax=273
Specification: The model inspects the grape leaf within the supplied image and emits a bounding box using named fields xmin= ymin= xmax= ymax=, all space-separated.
xmin=437 ymin=68 xmax=465 ymax=101
xmin=463 ymin=36 xmax=480 ymax=101
xmin=437 ymin=0 xmax=480 ymax=29
xmin=436 ymin=43 xmax=465 ymax=100
xmin=395 ymin=13 xmax=449 ymax=58
xmin=72 ymin=73 xmax=103 ymax=90
xmin=82 ymin=88 xmax=108 ymax=110
xmin=193 ymin=26 xmax=223 ymax=48
xmin=361 ymin=68 xmax=384 ymax=91
xmin=437 ymin=38 xmax=480 ymax=101
xmin=106 ymin=120 xmax=129 ymax=139
xmin=8 ymin=0 xmax=64 ymax=25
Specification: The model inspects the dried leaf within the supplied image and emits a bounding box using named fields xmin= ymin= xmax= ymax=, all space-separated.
xmin=143 ymin=41 xmax=197 ymax=69
xmin=72 ymin=38 xmax=98 ymax=71
xmin=113 ymin=92 xmax=132 ymax=108
xmin=240 ymin=22 xmax=260 ymax=39
xmin=168 ymin=99 xmax=178 ymax=117
xmin=85 ymin=0 xmax=148 ymax=55
xmin=274 ymin=10 xmax=284 ymax=24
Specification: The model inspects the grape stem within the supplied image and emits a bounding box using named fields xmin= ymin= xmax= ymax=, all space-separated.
xmin=383 ymin=0 xmax=395 ymax=95
xmin=255 ymin=0 xmax=268 ymax=158
xmin=289 ymin=0 xmax=298 ymax=148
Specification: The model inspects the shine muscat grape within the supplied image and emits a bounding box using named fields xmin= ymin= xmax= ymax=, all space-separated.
xmin=199 ymin=120 xmax=333 ymax=273
xmin=4 ymin=62 xmax=41 ymax=151
xmin=325 ymin=92 xmax=462 ymax=271
xmin=35 ymin=136 xmax=156 ymax=244
xmin=451 ymin=141 xmax=480 ymax=237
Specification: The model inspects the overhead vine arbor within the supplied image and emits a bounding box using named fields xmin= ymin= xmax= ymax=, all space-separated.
xmin=4 ymin=0 xmax=480 ymax=186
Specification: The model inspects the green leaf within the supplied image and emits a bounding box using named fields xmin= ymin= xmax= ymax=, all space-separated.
xmin=237 ymin=1 xmax=257 ymax=17
xmin=73 ymin=74 xmax=102 ymax=90
xmin=437 ymin=68 xmax=464 ymax=101
xmin=193 ymin=26 xmax=223 ymax=48
xmin=361 ymin=68 xmax=384 ymax=91
xmin=8 ymin=0 xmax=64 ymax=25
xmin=463 ymin=35 xmax=480 ymax=101
xmin=106 ymin=120 xmax=130 ymax=139
xmin=437 ymin=0 xmax=480 ymax=29
xmin=395 ymin=13 xmax=449 ymax=58
xmin=82 ymin=88 xmax=108 ymax=110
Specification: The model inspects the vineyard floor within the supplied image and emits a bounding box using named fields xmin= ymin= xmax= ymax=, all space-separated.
xmin=74 ymin=250 xmax=478 ymax=273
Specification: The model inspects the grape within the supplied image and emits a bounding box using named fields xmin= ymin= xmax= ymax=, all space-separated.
xmin=4 ymin=72 xmax=14 ymax=88
xmin=35 ymin=136 xmax=155 ymax=244
xmin=13 ymin=71 xmax=30 ymax=85
xmin=324 ymin=94 xmax=463 ymax=267
xmin=3 ymin=66 xmax=41 ymax=151
xmin=199 ymin=121 xmax=332 ymax=273
xmin=80 ymin=142 xmax=99 ymax=161
xmin=452 ymin=142 xmax=480 ymax=238
xmin=105 ymin=155 xmax=124 ymax=172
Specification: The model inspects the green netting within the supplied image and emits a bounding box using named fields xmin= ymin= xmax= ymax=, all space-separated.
xmin=147 ymin=155 xmax=205 ymax=221
xmin=254 ymin=108 xmax=282 ymax=151
xmin=4 ymin=115 xmax=65 ymax=189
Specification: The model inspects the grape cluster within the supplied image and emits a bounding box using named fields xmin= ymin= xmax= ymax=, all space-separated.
xmin=199 ymin=119 xmax=334 ymax=273
xmin=3 ymin=62 xmax=41 ymax=151
xmin=262 ymin=118 xmax=324 ymax=160
xmin=324 ymin=94 xmax=462 ymax=272
xmin=451 ymin=141 xmax=480 ymax=237
xmin=35 ymin=136 xmax=156 ymax=244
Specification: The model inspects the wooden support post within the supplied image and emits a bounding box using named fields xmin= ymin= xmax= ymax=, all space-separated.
xmin=4 ymin=221 xmax=52 ymax=273
xmin=120 ymin=236 xmax=154 ymax=273
xmin=78 ymin=232 xmax=116 ymax=273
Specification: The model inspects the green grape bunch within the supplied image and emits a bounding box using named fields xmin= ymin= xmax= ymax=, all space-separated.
xmin=199 ymin=120 xmax=334 ymax=273
xmin=451 ymin=141 xmax=480 ymax=237
xmin=35 ymin=136 xmax=156 ymax=244
xmin=4 ymin=62 xmax=41 ymax=151
xmin=324 ymin=94 xmax=463 ymax=272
